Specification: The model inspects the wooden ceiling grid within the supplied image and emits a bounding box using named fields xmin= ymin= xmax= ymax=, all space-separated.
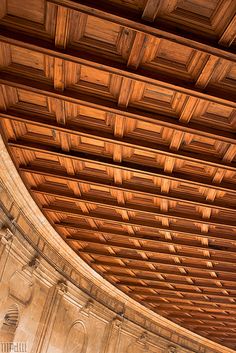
xmin=0 ymin=0 xmax=236 ymax=348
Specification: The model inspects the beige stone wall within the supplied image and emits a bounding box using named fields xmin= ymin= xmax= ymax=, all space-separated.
xmin=0 ymin=136 xmax=234 ymax=353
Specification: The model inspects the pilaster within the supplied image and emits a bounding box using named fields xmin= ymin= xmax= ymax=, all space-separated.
xmin=0 ymin=227 xmax=14 ymax=282
xmin=101 ymin=316 xmax=123 ymax=353
xmin=30 ymin=280 xmax=67 ymax=353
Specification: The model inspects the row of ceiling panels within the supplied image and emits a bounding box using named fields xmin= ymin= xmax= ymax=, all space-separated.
xmin=0 ymin=0 xmax=236 ymax=349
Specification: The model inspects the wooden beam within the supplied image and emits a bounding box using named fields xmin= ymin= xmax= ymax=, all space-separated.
xmin=47 ymin=0 xmax=236 ymax=62
xmin=1 ymin=86 xmax=236 ymax=153
xmin=66 ymin=246 xmax=236 ymax=287
xmin=32 ymin=187 xmax=236 ymax=230
xmin=61 ymin=232 xmax=236 ymax=273
xmin=20 ymin=165 xmax=236 ymax=216
xmin=132 ymin=296 xmax=236 ymax=306
xmin=0 ymin=30 xmax=236 ymax=108
xmin=1 ymin=72 xmax=236 ymax=147
xmin=131 ymin=288 xmax=236 ymax=300
xmin=4 ymin=112 xmax=236 ymax=176
xmin=179 ymin=327 xmax=236 ymax=334
xmin=186 ymin=323 xmax=236 ymax=329
xmin=177 ymin=317 xmax=236 ymax=324
xmin=151 ymin=311 xmax=236 ymax=320
xmin=90 ymin=256 xmax=236 ymax=283
xmin=76 ymin=247 xmax=236 ymax=276
xmin=51 ymin=208 xmax=230 ymax=245
xmin=57 ymin=223 xmax=235 ymax=270
xmin=209 ymin=336 xmax=236 ymax=342
xmin=135 ymin=304 xmax=236 ymax=318
xmin=151 ymin=313 xmax=236 ymax=325
xmin=54 ymin=5 xmax=71 ymax=49
xmin=8 ymin=141 xmax=236 ymax=209
xmin=204 ymin=334 xmax=236 ymax=341
xmin=94 ymin=261 xmax=236 ymax=285
xmin=142 ymin=0 xmax=162 ymax=22
xmin=62 ymin=235 xmax=236 ymax=267
xmin=12 ymin=171 xmax=236 ymax=244
xmin=151 ymin=305 xmax=236 ymax=315
xmin=1 ymin=0 xmax=236 ymax=343
xmin=117 ymin=280 xmax=236 ymax=297
xmin=13 ymin=177 xmax=236 ymax=243
xmin=192 ymin=327 xmax=236 ymax=333
xmin=37 ymin=203 xmax=236 ymax=252
xmin=62 ymin=226 xmax=236 ymax=263
xmin=103 ymin=273 xmax=236 ymax=292
xmin=54 ymin=220 xmax=236 ymax=253
xmin=201 ymin=328 xmax=236 ymax=334
xmin=195 ymin=56 xmax=221 ymax=90
xmin=219 ymin=14 xmax=236 ymax=47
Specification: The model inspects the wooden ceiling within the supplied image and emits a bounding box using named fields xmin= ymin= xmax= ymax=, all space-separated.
xmin=0 ymin=0 xmax=236 ymax=348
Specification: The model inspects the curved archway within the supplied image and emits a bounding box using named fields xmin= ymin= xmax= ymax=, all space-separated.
xmin=63 ymin=321 xmax=87 ymax=353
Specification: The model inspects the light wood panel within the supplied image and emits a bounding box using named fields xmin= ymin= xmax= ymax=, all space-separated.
xmin=0 ymin=0 xmax=236 ymax=349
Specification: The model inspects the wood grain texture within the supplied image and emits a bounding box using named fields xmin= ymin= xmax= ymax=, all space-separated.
xmin=0 ymin=0 xmax=236 ymax=349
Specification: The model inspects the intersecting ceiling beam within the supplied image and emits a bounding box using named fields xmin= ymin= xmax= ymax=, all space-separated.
xmin=3 ymin=112 xmax=236 ymax=173
xmin=8 ymin=141 xmax=236 ymax=206
xmin=55 ymin=219 xmax=236 ymax=254
xmin=1 ymin=85 xmax=236 ymax=147
xmin=43 ymin=203 xmax=236 ymax=245
xmin=94 ymin=262 xmax=236 ymax=284
xmin=48 ymin=0 xmax=236 ymax=62
xmin=64 ymin=227 xmax=236 ymax=261
xmin=31 ymin=187 xmax=236 ymax=232
xmin=178 ymin=318 xmax=236 ymax=324
xmin=219 ymin=14 xmax=236 ymax=47
xmin=131 ymin=290 xmax=236 ymax=301
xmin=103 ymin=274 xmax=236 ymax=292
xmin=117 ymin=282 xmax=236 ymax=299
xmin=147 ymin=310 xmax=236 ymax=320
xmin=0 ymin=30 xmax=235 ymax=108
xmin=19 ymin=165 xmax=236 ymax=214
xmin=62 ymin=235 xmax=236 ymax=266
xmin=1 ymin=0 xmax=236 ymax=346
xmin=116 ymin=295 xmax=236 ymax=311
xmin=182 ymin=323 xmax=236 ymax=329
xmin=75 ymin=247 xmax=236 ymax=276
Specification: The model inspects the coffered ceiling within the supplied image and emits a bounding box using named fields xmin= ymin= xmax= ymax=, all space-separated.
xmin=0 ymin=0 xmax=236 ymax=349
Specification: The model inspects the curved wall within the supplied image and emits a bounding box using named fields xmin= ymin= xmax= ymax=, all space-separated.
xmin=0 ymin=135 xmax=234 ymax=353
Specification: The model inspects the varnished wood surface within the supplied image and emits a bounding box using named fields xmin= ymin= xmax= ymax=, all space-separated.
xmin=0 ymin=0 xmax=236 ymax=348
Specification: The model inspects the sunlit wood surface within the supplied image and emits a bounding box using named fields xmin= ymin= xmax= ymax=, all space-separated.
xmin=0 ymin=0 xmax=236 ymax=348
